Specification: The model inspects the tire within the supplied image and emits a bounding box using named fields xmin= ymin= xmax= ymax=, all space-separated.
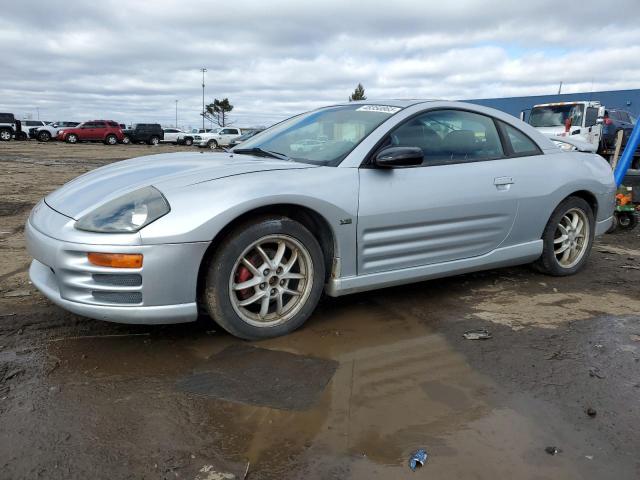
xmin=606 ymin=214 xmax=619 ymax=234
xmin=0 ymin=129 xmax=12 ymax=141
xmin=148 ymin=136 xmax=159 ymax=146
xmin=617 ymin=212 xmax=638 ymax=231
xmin=37 ymin=130 xmax=51 ymax=142
xmin=121 ymin=135 xmax=131 ymax=144
xmin=66 ymin=133 xmax=78 ymax=144
xmin=183 ymin=137 xmax=193 ymax=146
xmin=533 ymin=196 xmax=595 ymax=276
xmin=16 ymin=131 xmax=27 ymax=141
xmin=207 ymin=140 xmax=218 ymax=150
xmin=204 ymin=216 xmax=325 ymax=340
xmin=104 ymin=134 xmax=117 ymax=145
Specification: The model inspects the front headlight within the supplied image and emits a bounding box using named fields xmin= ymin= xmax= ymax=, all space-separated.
xmin=75 ymin=186 xmax=170 ymax=233
xmin=552 ymin=140 xmax=577 ymax=151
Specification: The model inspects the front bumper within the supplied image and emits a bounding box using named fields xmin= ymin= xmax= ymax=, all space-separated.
xmin=25 ymin=206 xmax=209 ymax=324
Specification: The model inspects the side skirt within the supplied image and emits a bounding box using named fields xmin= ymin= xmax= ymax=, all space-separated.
xmin=325 ymin=240 xmax=543 ymax=297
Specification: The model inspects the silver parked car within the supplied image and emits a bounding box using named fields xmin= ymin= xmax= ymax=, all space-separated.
xmin=25 ymin=100 xmax=615 ymax=339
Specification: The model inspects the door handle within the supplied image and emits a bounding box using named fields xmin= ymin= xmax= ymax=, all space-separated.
xmin=494 ymin=176 xmax=514 ymax=191
xmin=494 ymin=176 xmax=514 ymax=186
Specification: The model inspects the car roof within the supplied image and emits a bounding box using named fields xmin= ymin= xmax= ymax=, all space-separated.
xmin=329 ymin=99 xmax=439 ymax=108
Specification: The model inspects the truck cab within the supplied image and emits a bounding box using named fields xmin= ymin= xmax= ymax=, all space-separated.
xmin=525 ymin=101 xmax=605 ymax=148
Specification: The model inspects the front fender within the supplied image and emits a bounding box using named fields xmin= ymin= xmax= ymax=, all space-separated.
xmin=140 ymin=167 xmax=360 ymax=277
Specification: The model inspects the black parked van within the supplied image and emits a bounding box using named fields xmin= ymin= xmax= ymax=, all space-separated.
xmin=122 ymin=123 xmax=164 ymax=145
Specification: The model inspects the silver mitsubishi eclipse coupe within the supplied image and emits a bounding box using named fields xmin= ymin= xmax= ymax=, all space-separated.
xmin=26 ymin=100 xmax=615 ymax=339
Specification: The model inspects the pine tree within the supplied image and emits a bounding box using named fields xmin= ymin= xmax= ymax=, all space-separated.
xmin=349 ymin=83 xmax=367 ymax=102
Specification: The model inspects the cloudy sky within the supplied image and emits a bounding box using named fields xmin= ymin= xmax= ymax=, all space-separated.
xmin=2 ymin=0 xmax=640 ymax=128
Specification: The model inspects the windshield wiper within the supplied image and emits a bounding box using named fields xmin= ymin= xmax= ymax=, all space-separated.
xmin=233 ymin=147 xmax=292 ymax=161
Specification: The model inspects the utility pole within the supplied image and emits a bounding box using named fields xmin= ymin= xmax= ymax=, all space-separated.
xmin=175 ymin=99 xmax=178 ymax=128
xmin=557 ymin=81 xmax=563 ymax=95
xmin=200 ymin=68 xmax=207 ymax=130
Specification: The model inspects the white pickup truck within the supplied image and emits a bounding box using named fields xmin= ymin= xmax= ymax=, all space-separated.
xmin=193 ymin=127 xmax=242 ymax=149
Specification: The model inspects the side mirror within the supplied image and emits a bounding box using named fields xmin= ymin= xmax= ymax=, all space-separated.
xmin=374 ymin=146 xmax=423 ymax=168
xmin=596 ymin=118 xmax=604 ymax=125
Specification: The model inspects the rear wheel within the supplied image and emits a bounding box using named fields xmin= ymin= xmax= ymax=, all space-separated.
xmin=0 ymin=129 xmax=11 ymax=141
xmin=121 ymin=135 xmax=131 ymax=144
xmin=533 ymin=197 xmax=594 ymax=276
xmin=66 ymin=133 xmax=78 ymax=144
xmin=104 ymin=134 xmax=117 ymax=145
xmin=148 ymin=136 xmax=159 ymax=146
xmin=204 ymin=216 xmax=325 ymax=340
xmin=37 ymin=130 xmax=51 ymax=142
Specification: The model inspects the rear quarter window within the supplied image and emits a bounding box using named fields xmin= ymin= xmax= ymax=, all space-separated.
xmin=500 ymin=122 xmax=542 ymax=157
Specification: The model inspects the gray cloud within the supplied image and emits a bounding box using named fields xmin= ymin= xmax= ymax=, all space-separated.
xmin=2 ymin=0 xmax=640 ymax=127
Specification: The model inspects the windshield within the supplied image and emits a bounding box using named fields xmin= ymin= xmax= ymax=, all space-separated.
xmin=529 ymin=104 xmax=584 ymax=128
xmin=234 ymin=104 xmax=401 ymax=166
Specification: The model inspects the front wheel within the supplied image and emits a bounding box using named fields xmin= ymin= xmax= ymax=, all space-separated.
xmin=183 ymin=137 xmax=193 ymax=146
xmin=533 ymin=197 xmax=594 ymax=276
xmin=204 ymin=217 xmax=325 ymax=340
xmin=208 ymin=140 xmax=218 ymax=150
xmin=66 ymin=133 xmax=78 ymax=144
xmin=0 ymin=129 xmax=11 ymax=141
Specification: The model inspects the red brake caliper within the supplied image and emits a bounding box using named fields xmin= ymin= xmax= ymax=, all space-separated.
xmin=235 ymin=254 xmax=261 ymax=300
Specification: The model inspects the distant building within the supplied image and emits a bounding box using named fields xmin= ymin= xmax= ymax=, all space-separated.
xmin=465 ymin=88 xmax=640 ymax=121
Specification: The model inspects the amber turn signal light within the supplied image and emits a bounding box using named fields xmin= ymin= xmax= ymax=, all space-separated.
xmin=87 ymin=253 xmax=143 ymax=268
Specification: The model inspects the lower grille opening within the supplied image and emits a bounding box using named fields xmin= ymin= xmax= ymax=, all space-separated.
xmin=93 ymin=273 xmax=142 ymax=287
xmin=92 ymin=291 xmax=142 ymax=305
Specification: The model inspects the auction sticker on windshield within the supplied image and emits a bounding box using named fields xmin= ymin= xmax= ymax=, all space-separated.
xmin=356 ymin=105 xmax=402 ymax=114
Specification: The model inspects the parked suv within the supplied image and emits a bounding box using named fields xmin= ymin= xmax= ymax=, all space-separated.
xmin=602 ymin=109 xmax=636 ymax=149
xmin=31 ymin=121 xmax=80 ymax=142
xmin=23 ymin=120 xmax=50 ymax=138
xmin=0 ymin=113 xmax=17 ymax=141
xmin=122 ymin=123 xmax=164 ymax=145
xmin=161 ymin=128 xmax=184 ymax=144
xmin=56 ymin=120 xmax=124 ymax=145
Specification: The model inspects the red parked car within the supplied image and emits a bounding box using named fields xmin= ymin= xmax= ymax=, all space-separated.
xmin=56 ymin=120 xmax=124 ymax=145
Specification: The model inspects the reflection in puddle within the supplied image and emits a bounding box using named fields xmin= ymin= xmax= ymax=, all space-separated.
xmin=44 ymin=299 xmax=603 ymax=478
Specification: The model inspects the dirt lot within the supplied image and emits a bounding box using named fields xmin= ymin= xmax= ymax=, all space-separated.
xmin=1 ymin=141 xmax=640 ymax=479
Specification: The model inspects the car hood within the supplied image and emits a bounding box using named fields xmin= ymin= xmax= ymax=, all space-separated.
xmin=45 ymin=152 xmax=315 ymax=219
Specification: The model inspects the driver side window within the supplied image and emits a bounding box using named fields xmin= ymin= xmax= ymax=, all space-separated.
xmin=390 ymin=109 xmax=504 ymax=165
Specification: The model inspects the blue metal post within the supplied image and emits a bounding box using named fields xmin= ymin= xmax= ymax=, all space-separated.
xmin=614 ymin=120 xmax=640 ymax=186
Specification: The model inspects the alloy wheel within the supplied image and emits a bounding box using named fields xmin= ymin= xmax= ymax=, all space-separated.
xmin=554 ymin=208 xmax=590 ymax=268
xmin=228 ymin=234 xmax=313 ymax=327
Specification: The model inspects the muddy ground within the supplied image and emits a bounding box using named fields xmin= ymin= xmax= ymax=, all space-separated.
xmin=1 ymin=141 xmax=639 ymax=479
